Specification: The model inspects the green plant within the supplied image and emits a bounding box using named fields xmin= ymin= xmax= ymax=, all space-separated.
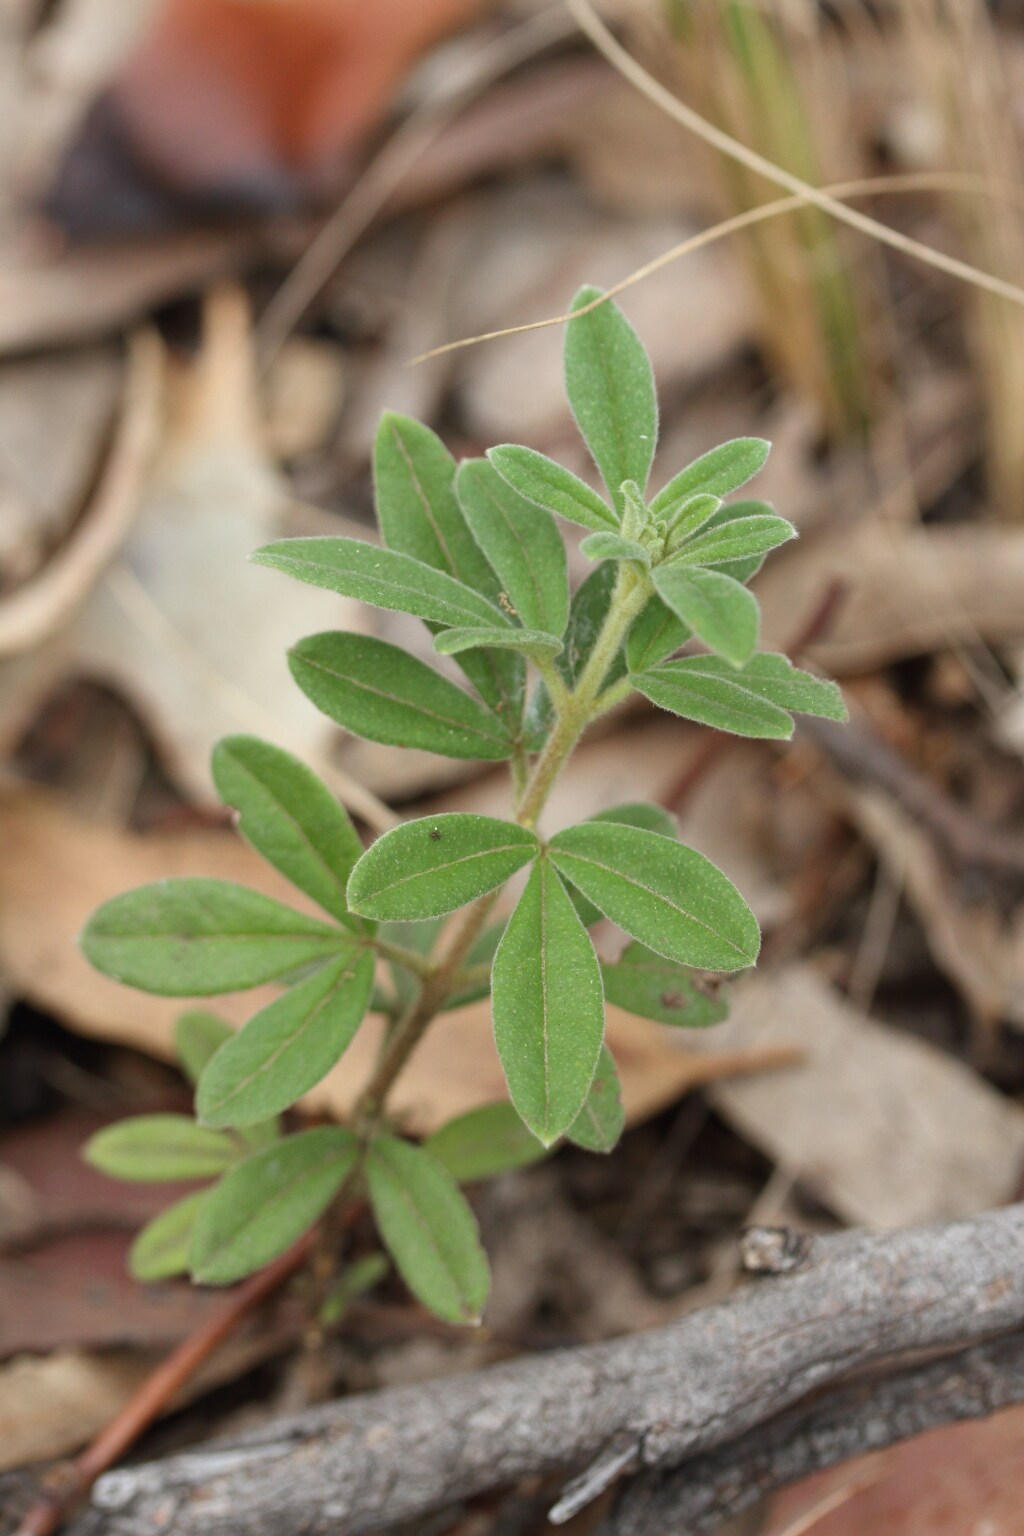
xmin=81 ymin=289 xmax=845 ymax=1326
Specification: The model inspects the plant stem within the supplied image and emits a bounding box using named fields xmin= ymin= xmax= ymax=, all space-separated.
xmin=369 ymin=936 xmax=435 ymax=979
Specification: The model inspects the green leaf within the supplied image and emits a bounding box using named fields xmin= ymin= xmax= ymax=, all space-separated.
xmin=650 ymin=438 xmax=770 ymax=520
xmin=570 ymin=801 xmax=678 ymax=926
xmin=579 ymin=532 xmax=651 ymax=565
xmin=549 ymin=821 xmax=760 ymax=971
xmin=433 ymin=626 xmax=563 ymax=660
xmin=175 ymin=1011 xmax=233 ymax=1085
xmin=670 ymin=513 xmax=796 ymax=568
xmin=252 ymin=537 xmax=509 ymax=632
xmin=320 ymin=1252 xmax=390 ymax=1325
xmin=487 ymin=445 xmax=616 ymax=534
xmin=564 ymin=286 xmax=658 ymax=514
xmin=348 ymin=814 xmax=538 ymax=922
xmin=191 ymin=1128 xmax=357 ymax=1284
xmin=626 ymin=596 xmax=691 ymax=672
xmin=374 ymin=414 xmax=499 ymax=597
xmin=424 ymin=1103 xmax=547 ymax=1183
xmin=566 ymin=1046 xmax=624 ymax=1153
xmin=290 ymin=633 xmax=516 ymax=762
xmin=85 ymin=1116 xmax=238 ymax=1182
xmin=211 ymin=736 xmax=365 ymax=928
xmin=82 ymin=880 xmax=349 ymax=996
xmin=373 ymin=413 xmax=524 ymax=724
xmin=634 ymin=652 xmax=845 ymax=738
xmin=491 ymin=860 xmax=605 ymax=1145
xmin=602 ymin=941 xmax=729 ymax=1028
xmin=652 ymin=564 xmax=759 ymax=668
xmin=130 ymin=1190 xmax=209 ymax=1281
xmin=661 ymin=492 xmax=723 ymax=543
xmin=366 ymin=1135 xmax=490 ymax=1324
xmin=690 ymin=499 xmax=774 ymax=582
xmin=456 ymin=459 xmax=569 ymax=636
xmin=196 ymin=948 xmax=373 ymax=1127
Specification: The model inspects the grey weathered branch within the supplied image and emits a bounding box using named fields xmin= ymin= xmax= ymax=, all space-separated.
xmin=612 ymin=1327 xmax=1024 ymax=1534
xmin=64 ymin=1204 xmax=1024 ymax=1536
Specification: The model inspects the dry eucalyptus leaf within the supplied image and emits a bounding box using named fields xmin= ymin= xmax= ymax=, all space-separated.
xmin=698 ymin=965 xmax=1024 ymax=1226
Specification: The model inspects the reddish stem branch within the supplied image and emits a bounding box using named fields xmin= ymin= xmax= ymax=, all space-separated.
xmin=14 ymin=1232 xmax=315 ymax=1536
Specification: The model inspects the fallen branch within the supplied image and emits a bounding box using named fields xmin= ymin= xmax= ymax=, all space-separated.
xmin=61 ymin=1203 xmax=1024 ymax=1536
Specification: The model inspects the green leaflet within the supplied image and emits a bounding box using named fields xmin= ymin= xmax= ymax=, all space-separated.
xmin=579 ymin=532 xmax=651 ymax=566
xmin=424 ymin=1103 xmax=547 ymax=1183
xmin=252 ymin=537 xmax=510 ymax=633
xmin=366 ymin=1135 xmax=490 ymax=1324
xmin=196 ymin=948 xmax=373 ymax=1127
xmin=670 ymin=513 xmax=796 ymax=569
xmin=564 ymin=286 xmax=658 ymax=514
xmin=289 ymin=633 xmax=516 ymax=761
xmin=175 ymin=1011 xmax=233 ymax=1085
xmin=527 ymin=562 xmax=625 ymax=748
xmin=549 ymin=821 xmax=760 ymax=972
xmin=85 ymin=1116 xmax=238 ymax=1182
xmin=486 ymin=444 xmax=617 ymax=534
xmin=566 ymin=1046 xmax=624 ymax=1153
xmin=602 ymin=941 xmax=729 ymax=1028
xmin=491 ymin=859 xmax=605 ymax=1145
xmin=571 ymin=800 xmax=679 ymax=927
xmin=81 ymin=880 xmax=349 ymax=996
xmin=652 ymin=563 xmax=759 ymax=668
xmin=649 ymin=438 xmax=770 ymax=520
xmin=212 ymin=735 xmax=365 ymax=928
xmin=634 ymin=652 xmax=846 ymax=738
xmin=348 ymin=814 xmax=538 ymax=922
xmin=130 ymin=1190 xmax=209 ymax=1281
xmin=373 ymin=413 xmax=523 ymax=723
xmin=434 ymin=627 xmax=563 ymax=660
xmin=626 ymin=596 xmax=691 ymax=673
xmin=661 ymin=492 xmax=723 ymax=542
xmin=191 ymin=1128 xmax=358 ymax=1284
xmin=456 ymin=459 xmax=569 ymax=637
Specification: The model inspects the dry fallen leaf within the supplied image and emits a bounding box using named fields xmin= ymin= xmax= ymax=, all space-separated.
xmin=696 ymin=965 xmax=1024 ymax=1226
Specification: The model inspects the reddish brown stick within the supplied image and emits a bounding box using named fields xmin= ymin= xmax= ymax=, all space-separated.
xmin=14 ymin=1231 xmax=316 ymax=1536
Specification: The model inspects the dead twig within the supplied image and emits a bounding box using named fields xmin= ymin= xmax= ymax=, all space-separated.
xmin=56 ymin=1202 xmax=1024 ymax=1536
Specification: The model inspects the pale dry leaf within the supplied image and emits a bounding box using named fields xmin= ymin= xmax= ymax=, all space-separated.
xmin=69 ymin=284 xmax=369 ymax=808
xmin=696 ymin=965 xmax=1024 ymax=1226
xmin=849 ymin=785 xmax=1024 ymax=1029
xmin=0 ymin=786 xmax=794 ymax=1133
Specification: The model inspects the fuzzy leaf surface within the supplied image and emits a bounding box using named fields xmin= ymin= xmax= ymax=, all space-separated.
xmin=82 ymin=880 xmax=349 ymax=996
xmin=564 ymin=286 xmax=658 ymax=513
xmin=579 ymin=532 xmax=651 ymax=565
xmin=433 ymin=626 xmax=563 ymax=660
xmin=626 ymin=596 xmax=691 ymax=672
xmin=366 ymin=1135 xmax=490 ymax=1324
xmin=348 ymin=814 xmax=537 ymax=922
xmin=570 ymin=800 xmax=678 ymax=926
xmin=191 ymin=1128 xmax=358 ymax=1284
xmin=650 ymin=438 xmax=770 ymax=520
xmin=671 ymin=513 xmax=796 ymax=569
xmin=602 ymin=941 xmax=729 ymax=1028
xmin=252 ymin=538 xmax=509 ymax=632
xmin=130 ymin=1191 xmax=209 ymax=1281
xmin=85 ymin=1116 xmax=237 ymax=1182
xmin=212 ymin=735 xmax=365 ymax=927
xmin=652 ymin=563 xmax=759 ymax=668
xmin=549 ymin=821 xmax=760 ymax=972
xmin=424 ymin=1104 xmax=547 ymax=1183
xmin=290 ymin=633 xmax=516 ymax=761
xmin=487 ymin=444 xmax=616 ymax=533
xmin=566 ymin=1046 xmax=624 ymax=1153
xmin=373 ymin=412 xmax=523 ymax=721
xmin=491 ymin=860 xmax=605 ymax=1145
xmin=635 ymin=652 xmax=845 ymax=737
xmin=197 ymin=948 xmax=373 ymax=1127
xmin=456 ymin=459 xmax=569 ymax=636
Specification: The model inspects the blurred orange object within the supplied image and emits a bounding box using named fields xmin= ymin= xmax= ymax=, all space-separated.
xmin=48 ymin=0 xmax=481 ymax=235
